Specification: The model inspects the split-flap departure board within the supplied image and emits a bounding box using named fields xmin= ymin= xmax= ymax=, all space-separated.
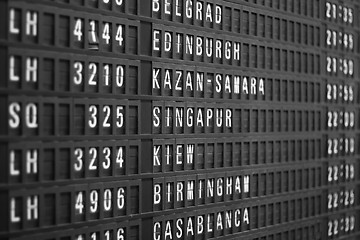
xmin=0 ymin=0 xmax=360 ymax=239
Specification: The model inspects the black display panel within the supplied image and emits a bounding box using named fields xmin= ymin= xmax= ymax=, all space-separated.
xmin=0 ymin=0 xmax=360 ymax=239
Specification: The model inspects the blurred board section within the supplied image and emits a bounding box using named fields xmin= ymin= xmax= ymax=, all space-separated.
xmin=0 ymin=0 xmax=360 ymax=239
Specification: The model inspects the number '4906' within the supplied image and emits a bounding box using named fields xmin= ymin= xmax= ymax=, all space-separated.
xmin=75 ymin=188 xmax=125 ymax=215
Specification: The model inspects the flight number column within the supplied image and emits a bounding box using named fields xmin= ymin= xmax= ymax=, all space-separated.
xmin=1 ymin=1 xmax=143 ymax=240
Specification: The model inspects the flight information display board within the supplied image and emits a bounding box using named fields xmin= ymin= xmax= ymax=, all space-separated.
xmin=0 ymin=0 xmax=359 ymax=239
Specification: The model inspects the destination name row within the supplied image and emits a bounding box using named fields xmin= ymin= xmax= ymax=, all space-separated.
xmin=2 ymin=97 xmax=338 ymax=136
xmin=5 ymin=180 xmax=327 ymax=233
xmin=4 ymin=135 xmax=325 ymax=183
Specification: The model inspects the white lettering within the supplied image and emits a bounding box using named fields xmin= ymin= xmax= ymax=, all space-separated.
xmin=26 ymin=11 xmax=37 ymax=36
xmin=27 ymin=195 xmax=38 ymax=220
xmin=185 ymin=0 xmax=193 ymax=19
xmin=9 ymin=102 xmax=20 ymax=129
xmin=197 ymin=108 xmax=204 ymax=127
xmin=154 ymin=184 xmax=161 ymax=204
xmin=10 ymin=151 xmax=20 ymax=176
xmin=243 ymin=208 xmax=249 ymax=224
xmin=164 ymin=70 xmax=172 ymax=89
xmin=215 ymin=6 xmax=222 ymax=24
xmin=177 ymin=182 xmax=184 ymax=201
xmin=11 ymin=198 xmax=20 ymax=222
xmin=9 ymin=56 xmax=19 ymax=82
xmin=215 ymin=40 xmax=222 ymax=58
xmin=153 ymin=146 xmax=160 ymax=166
xmin=26 ymin=103 xmax=38 ymax=128
xmin=9 ymin=9 xmax=19 ymax=34
xmin=196 ymin=2 xmax=203 ymax=20
xmin=259 ymin=78 xmax=265 ymax=95
xmin=226 ymin=177 xmax=232 ymax=195
xmin=26 ymin=57 xmax=37 ymax=82
xmin=225 ymin=211 xmax=232 ymax=228
xmin=164 ymin=0 xmax=171 ymax=15
xmin=251 ymin=77 xmax=256 ymax=94
xmin=186 ymin=35 xmax=193 ymax=54
xmin=185 ymin=72 xmax=193 ymax=90
xmin=187 ymin=180 xmax=194 ymax=200
xmin=187 ymin=144 xmax=194 ymax=164
xmin=26 ymin=150 xmax=38 ymax=174
xmin=153 ymin=30 xmax=160 ymax=51
xmin=176 ymin=219 xmax=183 ymax=238
xmin=217 ymin=178 xmax=223 ymax=196
xmin=234 ymin=43 xmax=240 ymax=60
xmin=226 ymin=109 xmax=232 ymax=127
xmin=153 ymin=68 xmax=160 ymax=89
xmin=165 ymin=221 xmax=173 ymax=239
xmin=175 ymin=70 xmax=182 ymax=90
xmin=196 ymin=37 xmax=203 ymax=56
xmin=175 ymin=0 xmax=181 ymax=16
xmin=153 ymin=222 xmax=161 ymax=240
xmin=225 ymin=41 xmax=231 ymax=59
xmin=205 ymin=4 xmax=212 ymax=22
xmin=186 ymin=108 xmax=193 ymax=127
xmin=153 ymin=0 xmax=160 ymax=12
xmin=165 ymin=32 xmax=172 ymax=52
xmin=153 ymin=107 xmax=161 ymax=127
xmin=196 ymin=72 xmax=203 ymax=91
xmin=243 ymin=77 xmax=249 ymax=94
xmin=176 ymin=145 xmax=183 ymax=164
xmin=187 ymin=218 xmax=194 ymax=236
xmin=235 ymin=177 xmax=241 ymax=194
xmin=216 ymin=213 xmax=223 ymax=230
xmin=215 ymin=74 xmax=221 ymax=93
xmin=244 ymin=175 xmax=250 ymax=193
xmin=235 ymin=209 xmax=241 ymax=227
xmin=197 ymin=216 xmax=204 ymax=234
